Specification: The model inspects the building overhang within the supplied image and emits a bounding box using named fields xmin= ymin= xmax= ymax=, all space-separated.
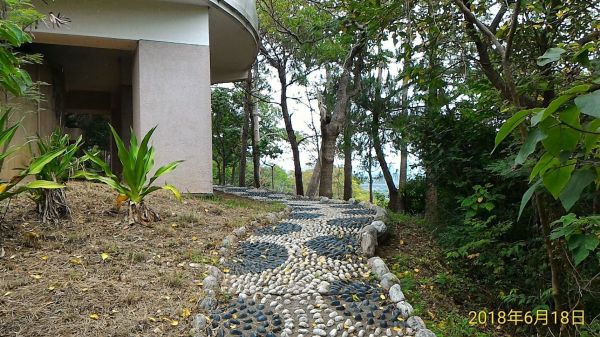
xmin=30 ymin=0 xmax=258 ymax=84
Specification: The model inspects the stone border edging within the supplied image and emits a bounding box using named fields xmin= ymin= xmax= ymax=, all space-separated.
xmin=351 ymin=198 xmax=437 ymax=337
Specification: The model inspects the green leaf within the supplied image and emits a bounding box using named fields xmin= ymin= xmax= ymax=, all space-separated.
xmin=531 ymin=95 xmax=573 ymax=126
xmin=536 ymin=47 xmax=566 ymax=66
xmin=26 ymin=149 xmax=66 ymax=175
xmin=561 ymin=84 xmax=591 ymax=95
xmin=568 ymin=234 xmax=599 ymax=265
xmin=542 ymin=160 xmax=576 ymax=199
xmin=494 ymin=109 xmax=533 ymax=151
xmin=518 ymin=179 xmax=541 ymax=220
xmin=162 ymin=184 xmax=182 ymax=201
xmin=515 ymin=129 xmax=547 ymax=165
xmin=559 ymin=169 xmax=595 ymax=211
xmin=574 ymin=90 xmax=600 ymax=118
xmin=25 ymin=180 xmax=65 ymax=189
xmin=530 ymin=153 xmax=557 ymax=182
xmin=582 ymin=119 xmax=600 ymax=154
xmin=149 ymin=161 xmax=183 ymax=186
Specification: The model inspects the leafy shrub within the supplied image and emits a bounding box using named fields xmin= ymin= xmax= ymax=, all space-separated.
xmin=77 ymin=125 xmax=182 ymax=225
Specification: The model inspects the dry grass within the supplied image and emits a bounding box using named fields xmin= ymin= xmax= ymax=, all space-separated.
xmin=0 ymin=181 xmax=282 ymax=337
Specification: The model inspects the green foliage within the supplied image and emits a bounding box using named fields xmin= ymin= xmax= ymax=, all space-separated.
xmin=0 ymin=111 xmax=64 ymax=201
xmin=33 ymin=130 xmax=83 ymax=183
xmin=496 ymin=45 xmax=600 ymax=213
xmin=550 ymin=214 xmax=600 ymax=266
xmin=0 ymin=0 xmax=43 ymax=97
xmin=77 ymin=125 xmax=182 ymax=205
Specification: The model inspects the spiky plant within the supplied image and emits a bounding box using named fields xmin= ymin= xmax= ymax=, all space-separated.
xmin=30 ymin=130 xmax=83 ymax=223
xmin=76 ymin=125 xmax=182 ymax=225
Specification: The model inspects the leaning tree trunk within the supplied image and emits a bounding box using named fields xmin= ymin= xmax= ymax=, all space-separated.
xmin=306 ymin=154 xmax=321 ymax=198
xmin=371 ymin=105 xmax=401 ymax=212
xmin=127 ymin=201 xmax=160 ymax=226
xmin=319 ymin=126 xmax=339 ymax=198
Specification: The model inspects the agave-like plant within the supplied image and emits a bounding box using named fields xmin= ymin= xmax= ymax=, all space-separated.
xmin=30 ymin=130 xmax=84 ymax=223
xmin=77 ymin=125 xmax=182 ymax=225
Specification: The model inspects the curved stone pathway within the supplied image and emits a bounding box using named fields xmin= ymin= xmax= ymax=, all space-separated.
xmin=205 ymin=187 xmax=435 ymax=337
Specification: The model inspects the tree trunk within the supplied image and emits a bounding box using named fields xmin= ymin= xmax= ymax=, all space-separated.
xmin=371 ymin=107 xmax=401 ymax=212
xmin=221 ymin=154 xmax=227 ymax=186
xmin=250 ymin=65 xmax=260 ymax=188
xmin=368 ymin=144 xmax=373 ymax=203
xmin=343 ymin=120 xmax=353 ymax=200
xmin=239 ymin=71 xmax=252 ymax=187
xmin=307 ymin=152 xmax=321 ymax=198
xmin=318 ymin=43 xmax=363 ymax=197
xmin=319 ymin=126 xmax=338 ymax=198
xmin=398 ymin=146 xmax=408 ymax=211
xmin=424 ymin=167 xmax=438 ymax=221
xmin=278 ymin=69 xmax=304 ymax=195
xmin=230 ymin=164 xmax=236 ymax=185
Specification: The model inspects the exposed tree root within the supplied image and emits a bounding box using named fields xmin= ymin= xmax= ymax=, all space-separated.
xmin=127 ymin=201 xmax=160 ymax=226
xmin=38 ymin=188 xmax=71 ymax=224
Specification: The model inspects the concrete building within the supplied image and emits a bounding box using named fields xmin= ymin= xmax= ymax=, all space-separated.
xmin=2 ymin=0 xmax=258 ymax=193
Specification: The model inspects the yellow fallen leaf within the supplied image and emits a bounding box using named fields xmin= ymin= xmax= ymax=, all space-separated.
xmin=393 ymin=327 xmax=402 ymax=332
xmin=222 ymin=268 xmax=230 ymax=273
xmin=170 ymin=320 xmax=179 ymax=326
xmin=192 ymin=236 xmax=198 ymax=241
xmin=380 ymin=294 xmax=386 ymax=300
xmin=101 ymin=253 xmax=110 ymax=261
xmin=399 ymin=240 xmax=405 ymax=245
xmin=89 ymin=314 xmax=100 ymax=320
xmin=70 ymin=257 xmax=83 ymax=265
xmin=31 ymin=274 xmax=42 ymax=280
xmin=148 ymin=317 xmax=157 ymax=322
xmin=171 ymin=223 xmax=178 ymax=228
xmin=181 ymin=308 xmax=191 ymax=318
xmin=40 ymin=255 xmax=49 ymax=261
xmin=414 ymin=268 xmax=420 ymax=273
xmin=48 ymin=286 xmax=55 ymax=291
xmin=3 ymin=291 xmax=12 ymax=296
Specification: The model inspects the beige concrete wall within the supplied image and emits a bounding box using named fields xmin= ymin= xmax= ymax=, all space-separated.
xmin=32 ymin=0 xmax=210 ymax=47
xmin=133 ymin=40 xmax=212 ymax=194
xmin=0 ymin=64 xmax=59 ymax=180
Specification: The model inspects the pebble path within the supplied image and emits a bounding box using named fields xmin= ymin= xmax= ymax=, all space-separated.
xmin=207 ymin=187 xmax=432 ymax=337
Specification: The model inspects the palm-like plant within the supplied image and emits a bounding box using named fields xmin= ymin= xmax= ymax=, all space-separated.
xmin=77 ymin=125 xmax=182 ymax=225
xmin=31 ymin=130 xmax=84 ymax=223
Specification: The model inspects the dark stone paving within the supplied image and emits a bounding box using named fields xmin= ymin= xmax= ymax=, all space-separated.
xmin=255 ymin=223 xmax=302 ymax=236
xmin=305 ymin=235 xmax=358 ymax=258
xmin=222 ymin=242 xmax=289 ymax=275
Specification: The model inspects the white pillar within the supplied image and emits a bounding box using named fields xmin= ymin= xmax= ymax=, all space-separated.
xmin=133 ymin=40 xmax=212 ymax=193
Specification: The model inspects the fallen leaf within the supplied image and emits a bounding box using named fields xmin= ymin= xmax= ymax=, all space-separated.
xmin=380 ymin=294 xmax=386 ymax=300
xmin=70 ymin=257 xmax=83 ymax=265
xmin=31 ymin=274 xmax=42 ymax=280
xmin=222 ymin=268 xmax=230 ymax=273
xmin=413 ymin=268 xmax=420 ymax=273
xmin=48 ymin=286 xmax=55 ymax=291
xmin=181 ymin=308 xmax=191 ymax=318
xmin=89 ymin=314 xmax=100 ymax=320
xmin=40 ymin=255 xmax=49 ymax=261
xmin=192 ymin=236 xmax=198 ymax=241
xmin=101 ymin=253 xmax=110 ymax=261
xmin=171 ymin=223 xmax=178 ymax=228
xmin=3 ymin=291 xmax=11 ymax=296
xmin=170 ymin=320 xmax=179 ymax=326
xmin=148 ymin=317 xmax=157 ymax=322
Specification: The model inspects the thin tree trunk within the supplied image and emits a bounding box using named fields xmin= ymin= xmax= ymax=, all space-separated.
xmin=343 ymin=119 xmax=352 ymax=200
xmin=278 ymin=70 xmax=304 ymax=195
xmin=368 ymin=140 xmax=373 ymax=203
xmin=398 ymin=2 xmax=413 ymax=212
xmin=424 ymin=167 xmax=438 ymax=220
xmin=239 ymin=72 xmax=252 ymax=187
xmin=230 ymin=163 xmax=236 ymax=185
xmin=221 ymin=154 xmax=227 ymax=186
xmin=250 ymin=65 xmax=260 ymax=188
xmin=371 ymin=107 xmax=401 ymax=212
